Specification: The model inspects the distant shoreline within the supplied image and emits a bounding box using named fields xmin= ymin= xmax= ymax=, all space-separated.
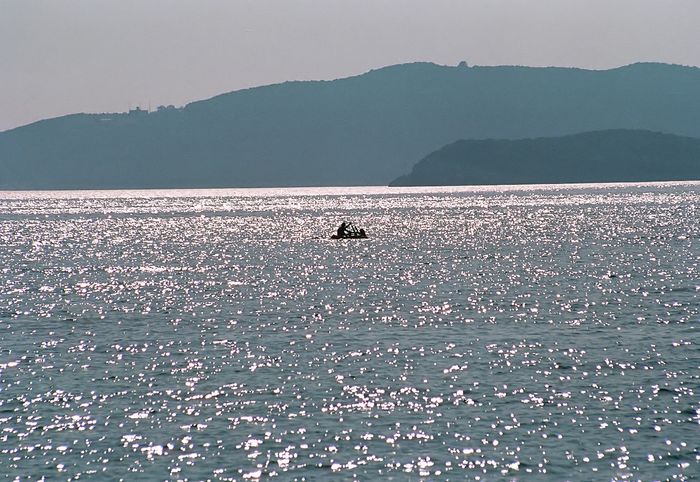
xmin=2 ymin=180 xmax=700 ymax=199
xmin=391 ymin=130 xmax=700 ymax=187
xmin=2 ymin=62 xmax=700 ymax=190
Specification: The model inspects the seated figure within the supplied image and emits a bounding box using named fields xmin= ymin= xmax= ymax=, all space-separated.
xmin=337 ymin=221 xmax=348 ymax=238
xmin=333 ymin=221 xmax=366 ymax=239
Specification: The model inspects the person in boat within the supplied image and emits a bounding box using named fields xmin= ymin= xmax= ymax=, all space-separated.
xmin=337 ymin=221 xmax=348 ymax=238
xmin=346 ymin=223 xmax=361 ymax=237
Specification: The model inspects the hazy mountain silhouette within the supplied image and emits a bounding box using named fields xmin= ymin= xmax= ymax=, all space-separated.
xmin=390 ymin=130 xmax=700 ymax=186
xmin=1 ymin=62 xmax=700 ymax=189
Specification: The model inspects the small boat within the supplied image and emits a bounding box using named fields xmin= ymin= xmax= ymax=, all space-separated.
xmin=331 ymin=221 xmax=367 ymax=239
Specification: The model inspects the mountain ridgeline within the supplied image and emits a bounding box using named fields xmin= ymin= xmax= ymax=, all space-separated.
xmin=390 ymin=130 xmax=700 ymax=186
xmin=1 ymin=62 xmax=700 ymax=189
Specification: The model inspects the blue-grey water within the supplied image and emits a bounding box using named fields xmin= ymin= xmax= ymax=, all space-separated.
xmin=0 ymin=183 xmax=698 ymax=481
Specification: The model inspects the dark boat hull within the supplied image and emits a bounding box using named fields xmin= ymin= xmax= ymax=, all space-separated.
xmin=331 ymin=234 xmax=368 ymax=239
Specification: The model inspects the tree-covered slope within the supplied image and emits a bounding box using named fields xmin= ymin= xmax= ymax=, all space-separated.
xmin=390 ymin=130 xmax=700 ymax=186
xmin=1 ymin=62 xmax=700 ymax=189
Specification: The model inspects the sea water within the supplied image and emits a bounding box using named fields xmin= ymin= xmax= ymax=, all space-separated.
xmin=0 ymin=183 xmax=698 ymax=480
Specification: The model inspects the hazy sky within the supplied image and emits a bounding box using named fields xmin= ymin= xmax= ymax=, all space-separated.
xmin=2 ymin=0 xmax=699 ymax=131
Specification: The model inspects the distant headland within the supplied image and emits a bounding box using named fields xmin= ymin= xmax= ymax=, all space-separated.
xmin=2 ymin=62 xmax=700 ymax=189
xmin=390 ymin=130 xmax=700 ymax=186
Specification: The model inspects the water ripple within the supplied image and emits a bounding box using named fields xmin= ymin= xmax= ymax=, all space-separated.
xmin=0 ymin=183 xmax=698 ymax=480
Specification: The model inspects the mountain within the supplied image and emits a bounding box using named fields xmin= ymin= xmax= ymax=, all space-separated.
xmin=1 ymin=62 xmax=700 ymax=189
xmin=389 ymin=130 xmax=700 ymax=186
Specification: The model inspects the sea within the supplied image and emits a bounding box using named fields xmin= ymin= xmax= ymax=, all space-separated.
xmin=0 ymin=183 xmax=698 ymax=481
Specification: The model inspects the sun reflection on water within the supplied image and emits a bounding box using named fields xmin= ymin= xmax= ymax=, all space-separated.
xmin=0 ymin=183 xmax=698 ymax=480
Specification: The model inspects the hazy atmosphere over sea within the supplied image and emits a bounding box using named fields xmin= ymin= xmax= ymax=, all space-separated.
xmin=2 ymin=1 xmax=700 ymax=480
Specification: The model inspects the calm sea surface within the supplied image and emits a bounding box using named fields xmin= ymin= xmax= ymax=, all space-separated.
xmin=0 ymin=183 xmax=698 ymax=481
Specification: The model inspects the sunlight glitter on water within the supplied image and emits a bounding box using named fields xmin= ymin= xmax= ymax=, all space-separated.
xmin=0 ymin=183 xmax=698 ymax=480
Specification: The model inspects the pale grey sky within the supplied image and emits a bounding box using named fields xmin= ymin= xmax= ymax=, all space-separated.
xmin=2 ymin=0 xmax=699 ymax=131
